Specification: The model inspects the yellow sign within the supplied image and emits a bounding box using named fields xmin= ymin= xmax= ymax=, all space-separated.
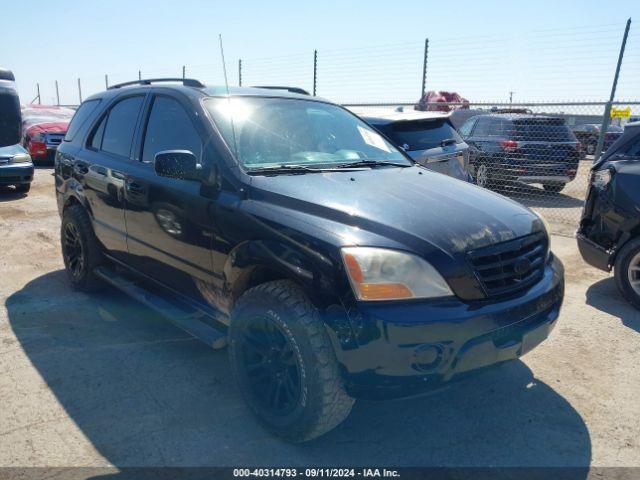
xmin=611 ymin=106 xmax=631 ymax=119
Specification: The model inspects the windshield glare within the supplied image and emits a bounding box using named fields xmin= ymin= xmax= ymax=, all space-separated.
xmin=204 ymin=97 xmax=411 ymax=170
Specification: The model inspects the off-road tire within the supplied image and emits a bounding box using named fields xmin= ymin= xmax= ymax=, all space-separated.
xmin=61 ymin=204 xmax=104 ymax=292
xmin=229 ymin=280 xmax=354 ymax=442
xmin=614 ymin=237 xmax=640 ymax=310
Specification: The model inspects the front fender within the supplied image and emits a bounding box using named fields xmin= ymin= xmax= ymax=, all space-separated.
xmin=224 ymin=239 xmax=344 ymax=306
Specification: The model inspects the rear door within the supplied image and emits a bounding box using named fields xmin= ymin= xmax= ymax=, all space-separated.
xmin=122 ymin=93 xmax=219 ymax=297
xmin=75 ymin=95 xmax=146 ymax=259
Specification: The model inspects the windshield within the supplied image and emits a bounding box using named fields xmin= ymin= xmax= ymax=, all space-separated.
xmin=373 ymin=119 xmax=463 ymax=151
xmin=204 ymin=97 xmax=411 ymax=170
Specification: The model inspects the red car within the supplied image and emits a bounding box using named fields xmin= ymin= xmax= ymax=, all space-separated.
xmin=21 ymin=105 xmax=75 ymax=165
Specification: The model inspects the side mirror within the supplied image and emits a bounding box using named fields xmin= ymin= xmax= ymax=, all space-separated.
xmin=0 ymin=69 xmax=21 ymax=147
xmin=154 ymin=150 xmax=200 ymax=181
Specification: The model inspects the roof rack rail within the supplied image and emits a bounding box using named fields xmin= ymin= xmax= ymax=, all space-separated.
xmin=107 ymin=78 xmax=205 ymax=90
xmin=252 ymin=85 xmax=310 ymax=95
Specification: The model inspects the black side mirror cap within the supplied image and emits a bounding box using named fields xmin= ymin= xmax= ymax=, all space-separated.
xmin=0 ymin=68 xmax=21 ymax=147
xmin=154 ymin=150 xmax=201 ymax=181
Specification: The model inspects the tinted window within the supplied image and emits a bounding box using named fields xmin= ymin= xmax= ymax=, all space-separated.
xmin=374 ymin=119 xmax=462 ymax=151
xmin=472 ymin=117 xmax=494 ymax=136
xmin=513 ymin=119 xmax=575 ymax=141
xmin=142 ymin=96 xmax=202 ymax=163
xmin=89 ymin=116 xmax=107 ymax=150
xmin=101 ymin=96 xmax=144 ymax=157
xmin=458 ymin=117 xmax=476 ymax=137
xmin=64 ymin=100 xmax=100 ymax=141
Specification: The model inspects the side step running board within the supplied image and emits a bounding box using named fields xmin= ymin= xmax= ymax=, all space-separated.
xmin=94 ymin=266 xmax=227 ymax=349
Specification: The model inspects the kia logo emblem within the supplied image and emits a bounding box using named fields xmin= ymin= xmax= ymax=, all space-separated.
xmin=513 ymin=258 xmax=531 ymax=275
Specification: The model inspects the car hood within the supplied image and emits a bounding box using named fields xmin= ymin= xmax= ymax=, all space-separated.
xmin=25 ymin=121 xmax=69 ymax=135
xmin=249 ymin=166 xmax=542 ymax=256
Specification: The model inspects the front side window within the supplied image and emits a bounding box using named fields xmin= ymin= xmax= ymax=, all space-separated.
xmin=204 ymin=97 xmax=410 ymax=170
xmin=101 ymin=96 xmax=144 ymax=157
xmin=142 ymin=96 xmax=202 ymax=163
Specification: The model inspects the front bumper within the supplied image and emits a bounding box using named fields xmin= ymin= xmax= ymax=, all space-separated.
xmin=0 ymin=163 xmax=34 ymax=185
xmin=576 ymin=233 xmax=611 ymax=271
xmin=338 ymin=254 xmax=564 ymax=399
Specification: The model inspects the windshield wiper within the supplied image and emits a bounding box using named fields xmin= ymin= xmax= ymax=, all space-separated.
xmin=246 ymin=164 xmax=329 ymax=175
xmin=331 ymin=159 xmax=411 ymax=169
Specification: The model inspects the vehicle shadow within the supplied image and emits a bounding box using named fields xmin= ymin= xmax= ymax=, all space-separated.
xmin=502 ymin=184 xmax=584 ymax=209
xmin=0 ymin=186 xmax=27 ymax=201
xmin=586 ymin=277 xmax=640 ymax=334
xmin=5 ymin=270 xmax=591 ymax=472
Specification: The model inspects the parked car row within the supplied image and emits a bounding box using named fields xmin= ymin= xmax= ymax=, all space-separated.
xmin=571 ymin=123 xmax=623 ymax=156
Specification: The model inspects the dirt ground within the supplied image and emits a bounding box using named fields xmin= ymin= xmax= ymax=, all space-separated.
xmin=0 ymin=168 xmax=639 ymax=469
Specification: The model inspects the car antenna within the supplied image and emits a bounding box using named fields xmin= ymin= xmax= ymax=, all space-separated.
xmin=219 ymin=34 xmax=240 ymax=159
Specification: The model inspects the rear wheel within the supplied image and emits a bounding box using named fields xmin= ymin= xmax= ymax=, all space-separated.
xmin=475 ymin=164 xmax=493 ymax=189
xmin=614 ymin=238 xmax=640 ymax=310
xmin=543 ymin=183 xmax=566 ymax=194
xmin=229 ymin=280 xmax=354 ymax=442
xmin=61 ymin=204 xmax=104 ymax=292
xmin=586 ymin=142 xmax=596 ymax=156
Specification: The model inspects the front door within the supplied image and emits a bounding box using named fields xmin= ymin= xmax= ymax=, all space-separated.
xmin=123 ymin=94 xmax=219 ymax=298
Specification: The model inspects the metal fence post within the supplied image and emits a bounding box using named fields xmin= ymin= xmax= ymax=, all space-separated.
xmin=182 ymin=65 xmax=186 ymax=79
xmin=105 ymin=74 xmax=109 ymax=89
xmin=77 ymin=78 xmax=82 ymax=103
xmin=138 ymin=70 xmax=142 ymax=81
xmin=594 ymin=18 xmax=631 ymax=162
xmin=313 ymin=50 xmax=318 ymax=96
xmin=55 ymin=81 xmax=60 ymax=105
xmin=238 ymin=59 xmax=242 ymax=86
xmin=421 ymin=38 xmax=429 ymax=99
xmin=36 ymin=83 xmax=41 ymax=105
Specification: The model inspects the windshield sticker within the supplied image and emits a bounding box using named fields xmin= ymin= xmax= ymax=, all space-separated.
xmin=357 ymin=125 xmax=391 ymax=153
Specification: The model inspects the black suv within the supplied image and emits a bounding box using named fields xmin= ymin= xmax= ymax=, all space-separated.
xmin=577 ymin=121 xmax=640 ymax=308
xmin=459 ymin=114 xmax=581 ymax=193
xmin=55 ymin=79 xmax=564 ymax=442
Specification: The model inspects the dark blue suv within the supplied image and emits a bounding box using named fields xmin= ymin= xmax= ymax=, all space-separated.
xmin=55 ymin=79 xmax=564 ymax=442
xmin=459 ymin=113 xmax=581 ymax=194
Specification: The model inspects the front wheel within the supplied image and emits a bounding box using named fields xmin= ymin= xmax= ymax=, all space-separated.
xmin=229 ymin=280 xmax=354 ymax=442
xmin=14 ymin=183 xmax=30 ymax=193
xmin=614 ymin=238 xmax=640 ymax=310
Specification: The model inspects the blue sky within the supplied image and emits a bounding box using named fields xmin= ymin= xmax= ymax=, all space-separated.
xmin=3 ymin=0 xmax=639 ymax=105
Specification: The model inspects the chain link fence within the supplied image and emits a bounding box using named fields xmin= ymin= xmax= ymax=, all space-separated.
xmin=345 ymin=101 xmax=640 ymax=236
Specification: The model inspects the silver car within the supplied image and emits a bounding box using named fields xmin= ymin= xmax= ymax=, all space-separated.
xmin=354 ymin=108 xmax=472 ymax=182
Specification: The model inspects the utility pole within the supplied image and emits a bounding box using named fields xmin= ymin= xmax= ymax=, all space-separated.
xmin=36 ymin=83 xmax=41 ymax=104
xmin=55 ymin=81 xmax=60 ymax=105
xmin=509 ymin=91 xmax=515 ymax=105
xmin=77 ymin=78 xmax=82 ymax=103
xmin=138 ymin=70 xmax=142 ymax=81
xmin=421 ymin=38 xmax=429 ymax=99
xmin=182 ymin=65 xmax=186 ymax=79
xmin=238 ymin=59 xmax=242 ymax=86
xmin=594 ymin=18 xmax=631 ymax=162
xmin=105 ymin=74 xmax=109 ymax=89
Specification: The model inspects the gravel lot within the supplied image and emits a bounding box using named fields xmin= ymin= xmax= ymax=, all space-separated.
xmin=0 ymin=168 xmax=638 ymax=468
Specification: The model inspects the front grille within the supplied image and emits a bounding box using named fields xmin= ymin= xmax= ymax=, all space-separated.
xmin=468 ymin=232 xmax=548 ymax=298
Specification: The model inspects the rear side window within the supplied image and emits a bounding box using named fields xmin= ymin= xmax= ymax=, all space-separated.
xmin=64 ymin=100 xmax=100 ymax=141
xmin=101 ymin=96 xmax=144 ymax=157
xmin=375 ymin=119 xmax=462 ymax=151
xmin=472 ymin=117 xmax=494 ymax=136
xmin=141 ymin=96 xmax=202 ymax=163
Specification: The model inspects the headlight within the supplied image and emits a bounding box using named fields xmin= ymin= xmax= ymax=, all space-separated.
xmin=591 ymin=169 xmax=612 ymax=190
xmin=341 ymin=247 xmax=453 ymax=301
xmin=532 ymin=209 xmax=550 ymax=237
xmin=10 ymin=153 xmax=31 ymax=164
